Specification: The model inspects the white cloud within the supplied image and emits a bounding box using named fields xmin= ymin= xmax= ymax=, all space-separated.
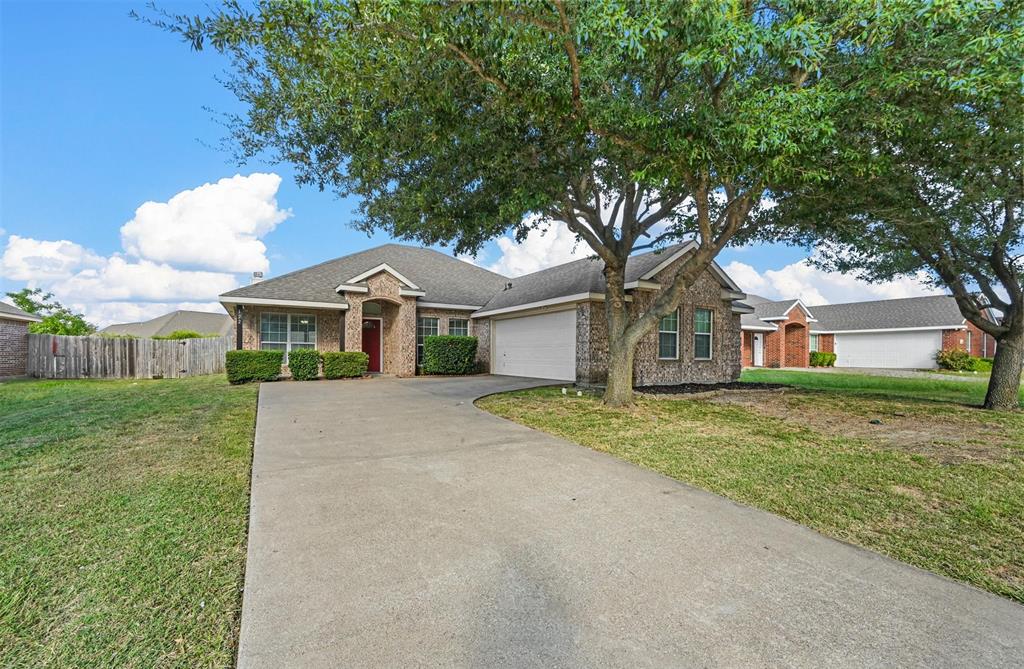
xmin=0 ymin=235 xmax=104 ymax=282
xmin=51 ymin=257 xmax=238 ymax=303
xmin=120 ymin=172 xmax=290 ymax=273
xmin=0 ymin=173 xmax=287 ymax=327
xmin=724 ymin=259 xmax=944 ymax=305
xmin=487 ymin=220 xmax=593 ymax=276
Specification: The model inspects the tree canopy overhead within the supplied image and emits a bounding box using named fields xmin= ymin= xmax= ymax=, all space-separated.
xmin=150 ymin=0 xmax=892 ymax=403
xmin=767 ymin=0 xmax=1023 ymax=409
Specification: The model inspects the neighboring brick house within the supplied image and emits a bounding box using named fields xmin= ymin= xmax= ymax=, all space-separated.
xmin=219 ymin=242 xmax=750 ymax=385
xmin=0 ymin=302 xmax=42 ymax=378
xmin=739 ymin=297 xmax=817 ymax=368
xmin=741 ymin=293 xmax=995 ymax=369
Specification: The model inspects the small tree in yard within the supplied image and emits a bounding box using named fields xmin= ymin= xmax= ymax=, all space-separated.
xmin=5 ymin=288 xmax=95 ymax=336
xmin=769 ymin=2 xmax=1023 ymax=410
xmin=149 ymin=0 xmax=890 ymax=405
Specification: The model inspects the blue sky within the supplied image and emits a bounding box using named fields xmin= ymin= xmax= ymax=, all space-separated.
xmin=0 ymin=1 xmax=939 ymax=326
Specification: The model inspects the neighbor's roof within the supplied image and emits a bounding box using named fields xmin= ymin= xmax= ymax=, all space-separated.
xmin=100 ymin=310 xmax=233 ymax=338
xmin=0 ymin=301 xmax=42 ymax=322
xmin=221 ymin=244 xmax=508 ymax=308
xmin=808 ymin=294 xmax=965 ymax=332
xmin=476 ymin=242 xmax=740 ymax=314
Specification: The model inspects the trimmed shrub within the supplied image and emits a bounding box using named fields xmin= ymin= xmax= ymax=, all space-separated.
xmin=809 ymin=351 xmax=837 ymax=367
xmin=287 ymin=348 xmax=320 ymax=381
xmin=226 ymin=349 xmax=283 ymax=384
xmin=153 ymin=330 xmax=218 ymax=340
xmin=976 ymin=357 xmax=994 ymax=372
xmin=422 ymin=335 xmax=478 ymax=375
xmin=322 ymin=351 xmax=369 ymax=379
xmin=935 ymin=347 xmax=974 ymax=371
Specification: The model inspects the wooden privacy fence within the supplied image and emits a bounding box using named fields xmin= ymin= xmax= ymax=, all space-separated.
xmin=27 ymin=334 xmax=233 ymax=380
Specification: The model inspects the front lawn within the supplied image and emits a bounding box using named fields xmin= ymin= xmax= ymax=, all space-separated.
xmin=0 ymin=376 xmax=258 ymax=668
xmin=478 ymin=375 xmax=1024 ymax=603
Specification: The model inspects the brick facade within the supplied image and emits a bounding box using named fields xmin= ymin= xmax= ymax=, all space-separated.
xmin=942 ymin=321 xmax=996 ymax=357
xmin=574 ymin=264 xmax=741 ymax=386
xmin=0 ymin=317 xmax=30 ymax=377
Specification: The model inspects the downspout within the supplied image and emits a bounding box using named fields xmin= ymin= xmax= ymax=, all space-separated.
xmin=235 ymin=305 xmax=244 ymax=350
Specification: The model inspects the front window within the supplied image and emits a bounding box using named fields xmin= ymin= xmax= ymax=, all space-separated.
xmin=261 ymin=313 xmax=316 ymax=360
xmin=658 ymin=310 xmax=679 ymax=359
xmin=448 ymin=318 xmax=469 ymax=337
xmin=809 ymin=334 xmax=819 ymax=352
xmin=417 ymin=317 xmax=438 ymax=364
xmin=694 ymin=308 xmax=713 ymax=360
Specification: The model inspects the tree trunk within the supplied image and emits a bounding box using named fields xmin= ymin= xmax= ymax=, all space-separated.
xmin=985 ymin=322 xmax=1023 ymax=410
xmin=602 ymin=263 xmax=635 ymax=406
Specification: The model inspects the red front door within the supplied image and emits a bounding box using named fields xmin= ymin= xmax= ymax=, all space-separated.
xmin=362 ymin=319 xmax=381 ymax=372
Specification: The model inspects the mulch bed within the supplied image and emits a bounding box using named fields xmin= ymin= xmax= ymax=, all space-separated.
xmin=636 ymin=381 xmax=787 ymax=395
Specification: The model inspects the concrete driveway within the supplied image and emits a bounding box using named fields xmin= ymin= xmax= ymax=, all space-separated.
xmin=239 ymin=375 xmax=1023 ymax=668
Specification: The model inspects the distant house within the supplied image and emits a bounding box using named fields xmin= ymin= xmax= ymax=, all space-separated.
xmin=1 ymin=301 xmax=42 ymax=378
xmin=100 ymin=310 xmax=233 ymax=338
xmin=741 ymin=294 xmax=995 ymax=369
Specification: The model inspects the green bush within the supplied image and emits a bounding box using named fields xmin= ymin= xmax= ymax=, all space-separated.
xmin=225 ymin=350 xmax=283 ymax=384
xmin=976 ymin=357 xmax=994 ymax=372
xmin=422 ymin=335 xmax=478 ymax=375
xmin=287 ymin=348 xmax=320 ymax=380
xmin=809 ymin=351 xmax=837 ymax=367
xmin=322 ymin=351 xmax=369 ymax=379
xmin=153 ymin=330 xmax=218 ymax=340
xmin=935 ymin=347 xmax=974 ymax=371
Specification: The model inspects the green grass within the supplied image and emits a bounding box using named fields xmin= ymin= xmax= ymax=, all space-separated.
xmin=478 ymin=383 xmax=1024 ymax=603
xmin=0 ymin=376 xmax=258 ymax=668
xmin=742 ymin=368 xmax=1023 ymax=406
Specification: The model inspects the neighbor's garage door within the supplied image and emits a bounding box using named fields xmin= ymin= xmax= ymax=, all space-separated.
xmin=834 ymin=330 xmax=943 ymax=368
xmin=493 ymin=309 xmax=577 ymax=381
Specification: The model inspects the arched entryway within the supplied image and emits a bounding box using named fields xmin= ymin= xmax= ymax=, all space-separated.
xmin=360 ymin=298 xmax=403 ymax=374
xmin=784 ymin=322 xmax=808 ymax=367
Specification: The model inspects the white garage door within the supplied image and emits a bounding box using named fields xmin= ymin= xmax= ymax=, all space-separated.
xmin=835 ymin=330 xmax=943 ymax=368
xmin=493 ymin=309 xmax=577 ymax=381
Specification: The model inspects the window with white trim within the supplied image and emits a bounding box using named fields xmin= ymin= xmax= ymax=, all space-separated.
xmin=448 ymin=318 xmax=469 ymax=336
xmin=417 ymin=317 xmax=438 ymax=364
xmin=966 ymin=330 xmax=972 ymax=353
xmin=260 ymin=313 xmax=316 ymax=360
xmin=694 ymin=308 xmax=713 ymax=360
xmin=809 ymin=333 xmax=819 ymax=352
xmin=658 ymin=310 xmax=679 ymax=359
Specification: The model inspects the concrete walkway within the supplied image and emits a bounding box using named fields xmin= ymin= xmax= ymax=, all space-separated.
xmin=239 ymin=375 xmax=1023 ymax=668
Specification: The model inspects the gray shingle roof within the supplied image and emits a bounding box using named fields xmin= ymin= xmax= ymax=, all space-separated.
xmin=739 ymin=294 xmax=800 ymax=330
xmin=476 ymin=243 xmax=726 ymax=313
xmin=100 ymin=310 xmax=233 ymax=337
xmin=0 ymin=301 xmax=42 ymax=321
xmin=808 ymin=295 xmax=964 ymax=332
xmin=221 ymin=244 xmax=509 ymax=307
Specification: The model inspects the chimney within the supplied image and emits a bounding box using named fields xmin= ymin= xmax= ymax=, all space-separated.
xmin=251 ymin=271 xmax=264 ymax=285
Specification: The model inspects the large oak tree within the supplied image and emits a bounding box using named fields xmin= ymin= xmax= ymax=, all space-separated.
xmin=769 ymin=0 xmax=1023 ymax=409
xmin=150 ymin=0 xmax=887 ymax=404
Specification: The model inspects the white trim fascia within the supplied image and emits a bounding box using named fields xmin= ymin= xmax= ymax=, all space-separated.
xmin=624 ymin=279 xmax=662 ymax=291
xmin=345 ymin=263 xmax=421 ymax=290
xmin=399 ymin=288 xmax=427 ymax=297
xmin=742 ymin=324 xmax=778 ymax=332
xmin=638 ymin=242 xmax=697 ymax=280
xmin=814 ymin=325 xmax=962 ymax=335
xmin=758 ymin=299 xmax=817 ymax=322
xmin=731 ymin=304 xmax=756 ymax=314
xmin=473 ymin=292 xmax=606 ymax=319
xmin=417 ymin=302 xmax=483 ymax=311
xmin=1 ymin=311 xmax=43 ymax=323
xmin=220 ymin=296 xmax=349 ymax=310
xmin=722 ymin=289 xmax=748 ymax=300
xmin=637 ymin=241 xmax=743 ymax=293
xmin=335 ymin=283 xmax=369 ymax=293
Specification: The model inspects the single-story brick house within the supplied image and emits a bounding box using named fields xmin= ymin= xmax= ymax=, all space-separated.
xmin=0 ymin=301 xmax=42 ymax=378
xmin=741 ymin=294 xmax=995 ymax=369
xmin=219 ymin=243 xmax=753 ymax=385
